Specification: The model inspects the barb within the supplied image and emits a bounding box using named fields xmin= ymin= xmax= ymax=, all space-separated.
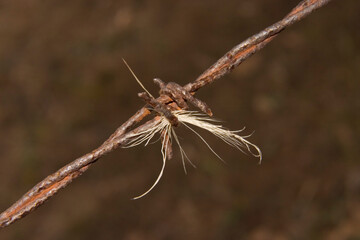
xmin=0 ymin=0 xmax=331 ymax=228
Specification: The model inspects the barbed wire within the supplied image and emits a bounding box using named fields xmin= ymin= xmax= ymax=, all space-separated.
xmin=0 ymin=0 xmax=332 ymax=228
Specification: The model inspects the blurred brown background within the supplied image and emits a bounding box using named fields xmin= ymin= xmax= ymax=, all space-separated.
xmin=0 ymin=0 xmax=359 ymax=239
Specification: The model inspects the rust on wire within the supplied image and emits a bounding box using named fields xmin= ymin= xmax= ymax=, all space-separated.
xmin=0 ymin=0 xmax=332 ymax=229
xmin=138 ymin=91 xmax=179 ymax=126
xmin=0 ymin=117 xmax=161 ymax=228
xmin=184 ymin=0 xmax=331 ymax=93
xmin=156 ymin=79 xmax=213 ymax=117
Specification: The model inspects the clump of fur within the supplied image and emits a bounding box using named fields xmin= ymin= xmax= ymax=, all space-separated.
xmin=123 ymin=110 xmax=262 ymax=199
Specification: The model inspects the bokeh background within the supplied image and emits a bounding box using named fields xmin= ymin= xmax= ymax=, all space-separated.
xmin=0 ymin=0 xmax=359 ymax=239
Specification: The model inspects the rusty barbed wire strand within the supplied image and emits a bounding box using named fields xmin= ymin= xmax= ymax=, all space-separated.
xmin=185 ymin=0 xmax=332 ymax=93
xmin=0 ymin=117 xmax=161 ymax=228
xmin=0 ymin=0 xmax=332 ymax=229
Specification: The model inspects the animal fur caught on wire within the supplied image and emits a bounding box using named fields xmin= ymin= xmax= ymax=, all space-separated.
xmin=123 ymin=59 xmax=262 ymax=199
xmin=123 ymin=109 xmax=262 ymax=199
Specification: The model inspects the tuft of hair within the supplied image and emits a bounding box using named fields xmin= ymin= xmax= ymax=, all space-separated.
xmin=123 ymin=110 xmax=262 ymax=199
xmin=173 ymin=110 xmax=262 ymax=162
xmin=123 ymin=58 xmax=154 ymax=98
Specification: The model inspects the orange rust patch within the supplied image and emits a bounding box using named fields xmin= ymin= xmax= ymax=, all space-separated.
xmin=289 ymin=0 xmax=317 ymax=16
xmin=3 ymin=166 xmax=88 ymax=219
